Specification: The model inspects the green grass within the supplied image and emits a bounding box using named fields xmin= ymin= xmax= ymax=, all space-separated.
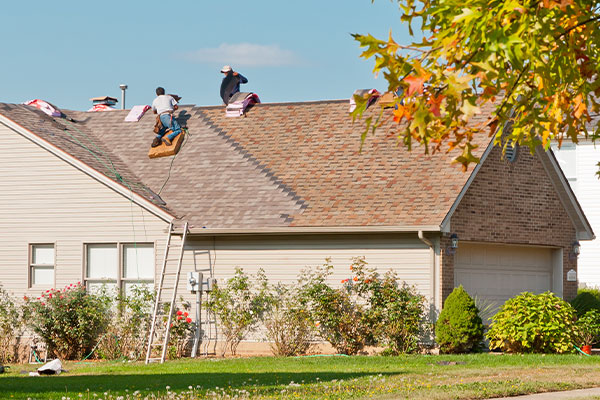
xmin=1 ymin=354 xmax=600 ymax=399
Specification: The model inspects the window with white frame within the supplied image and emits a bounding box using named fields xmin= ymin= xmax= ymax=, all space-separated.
xmin=85 ymin=243 xmax=154 ymax=295
xmin=551 ymin=143 xmax=577 ymax=193
xmin=30 ymin=244 xmax=55 ymax=287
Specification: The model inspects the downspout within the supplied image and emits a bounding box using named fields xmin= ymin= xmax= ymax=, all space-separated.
xmin=418 ymin=231 xmax=436 ymax=317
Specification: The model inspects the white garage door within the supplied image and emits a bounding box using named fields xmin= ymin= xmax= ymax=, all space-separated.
xmin=455 ymin=243 xmax=554 ymax=311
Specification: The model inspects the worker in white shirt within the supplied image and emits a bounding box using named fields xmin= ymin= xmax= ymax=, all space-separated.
xmin=151 ymin=87 xmax=182 ymax=147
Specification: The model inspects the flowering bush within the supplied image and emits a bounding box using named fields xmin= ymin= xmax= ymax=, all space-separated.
xmin=23 ymin=283 xmax=111 ymax=360
xmin=299 ymin=259 xmax=373 ymax=355
xmin=0 ymin=285 xmax=23 ymax=363
xmin=265 ymin=283 xmax=314 ymax=356
xmin=167 ymin=300 xmax=195 ymax=359
xmin=207 ymin=268 xmax=272 ymax=356
xmin=352 ymin=258 xmax=427 ymax=355
xmin=96 ymin=285 xmax=155 ymax=360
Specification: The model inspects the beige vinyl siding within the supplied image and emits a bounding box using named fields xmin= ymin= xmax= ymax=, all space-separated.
xmin=0 ymin=124 xmax=169 ymax=299
xmin=177 ymin=234 xmax=431 ymax=345
xmin=181 ymin=234 xmax=431 ymax=293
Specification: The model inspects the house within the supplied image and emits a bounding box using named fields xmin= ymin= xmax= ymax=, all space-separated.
xmin=552 ymin=128 xmax=600 ymax=288
xmin=0 ymin=98 xmax=593 ymax=352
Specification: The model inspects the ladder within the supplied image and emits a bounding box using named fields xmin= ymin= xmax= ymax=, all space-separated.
xmin=145 ymin=221 xmax=189 ymax=364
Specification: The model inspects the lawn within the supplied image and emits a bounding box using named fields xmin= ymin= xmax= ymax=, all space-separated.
xmin=1 ymin=354 xmax=600 ymax=399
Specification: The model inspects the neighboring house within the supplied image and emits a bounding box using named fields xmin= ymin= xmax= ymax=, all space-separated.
xmin=0 ymin=99 xmax=593 ymax=351
xmin=552 ymin=135 xmax=600 ymax=288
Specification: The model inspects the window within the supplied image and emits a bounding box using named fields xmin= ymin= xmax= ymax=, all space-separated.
xmin=85 ymin=243 xmax=154 ymax=295
xmin=30 ymin=244 xmax=55 ymax=287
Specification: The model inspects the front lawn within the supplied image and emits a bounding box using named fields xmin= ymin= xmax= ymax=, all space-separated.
xmin=1 ymin=354 xmax=599 ymax=399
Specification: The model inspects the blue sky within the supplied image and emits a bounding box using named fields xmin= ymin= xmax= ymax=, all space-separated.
xmin=0 ymin=1 xmax=411 ymax=111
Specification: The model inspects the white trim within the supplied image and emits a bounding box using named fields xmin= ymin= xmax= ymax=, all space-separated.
xmin=0 ymin=113 xmax=175 ymax=223
xmin=186 ymin=225 xmax=441 ymax=235
xmin=440 ymin=137 xmax=496 ymax=232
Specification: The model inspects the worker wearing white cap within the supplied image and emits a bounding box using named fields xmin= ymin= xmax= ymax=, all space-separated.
xmin=220 ymin=65 xmax=248 ymax=105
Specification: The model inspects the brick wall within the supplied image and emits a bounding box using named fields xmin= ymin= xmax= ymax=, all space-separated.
xmin=440 ymin=144 xmax=578 ymax=303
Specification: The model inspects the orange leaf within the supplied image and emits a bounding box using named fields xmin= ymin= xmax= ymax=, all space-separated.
xmin=427 ymin=95 xmax=445 ymax=117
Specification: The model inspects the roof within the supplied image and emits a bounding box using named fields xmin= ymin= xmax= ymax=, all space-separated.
xmin=0 ymin=98 xmax=592 ymax=237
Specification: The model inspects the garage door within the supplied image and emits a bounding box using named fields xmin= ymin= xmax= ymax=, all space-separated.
xmin=455 ymin=243 xmax=554 ymax=311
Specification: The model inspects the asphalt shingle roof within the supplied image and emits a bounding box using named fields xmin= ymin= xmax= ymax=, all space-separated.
xmin=1 ymin=99 xmax=497 ymax=230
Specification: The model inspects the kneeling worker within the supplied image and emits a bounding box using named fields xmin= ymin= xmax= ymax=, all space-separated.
xmin=151 ymin=87 xmax=182 ymax=146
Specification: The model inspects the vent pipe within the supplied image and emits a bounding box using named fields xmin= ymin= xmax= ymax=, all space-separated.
xmin=119 ymin=84 xmax=128 ymax=110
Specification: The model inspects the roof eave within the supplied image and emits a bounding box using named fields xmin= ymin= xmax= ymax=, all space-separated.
xmin=184 ymin=225 xmax=442 ymax=236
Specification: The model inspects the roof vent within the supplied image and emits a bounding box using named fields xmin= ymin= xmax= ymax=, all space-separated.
xmin=505 ymin=142 xmax=518 ymax=163
xmin=349 ymin=89 xmax=380 ymax=113
xmin=225 ymin=92 xmax=260 ymax=117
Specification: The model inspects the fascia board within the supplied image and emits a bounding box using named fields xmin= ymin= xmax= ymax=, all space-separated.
xmin=0 ymin=113 xmax=175 ymax=224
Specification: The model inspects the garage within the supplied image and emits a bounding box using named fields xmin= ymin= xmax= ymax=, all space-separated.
xmin=454 ymin=243 xmax=562 ymax=311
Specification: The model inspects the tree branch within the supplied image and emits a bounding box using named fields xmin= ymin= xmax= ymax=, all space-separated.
xmin=556 ymin=15 xmax=600 ymax=39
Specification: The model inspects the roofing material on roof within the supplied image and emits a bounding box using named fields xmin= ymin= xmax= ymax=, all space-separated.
xmin=0 ymin=98 xmax=592 ymax=238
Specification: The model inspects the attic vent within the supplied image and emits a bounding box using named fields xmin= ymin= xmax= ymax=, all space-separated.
xmin=349 ymin=89 xmax=380 ymax=113
xmin=226 ymin=92 xmax=260 ymax=117
xmin=505 ymin=143 xmax=518 ymax=163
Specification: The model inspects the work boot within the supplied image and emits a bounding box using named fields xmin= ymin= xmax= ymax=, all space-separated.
xmin=162 ymin=136 xmax=172 ymax=146
xmin=151 ymin=137 xmax=162 ymax=148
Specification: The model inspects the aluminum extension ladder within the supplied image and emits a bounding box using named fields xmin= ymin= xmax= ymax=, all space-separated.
xmin=145 ymin=221 xmax=189 ymax=364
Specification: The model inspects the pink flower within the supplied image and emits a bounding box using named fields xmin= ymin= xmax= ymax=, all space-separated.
xmin=48 ymin=294 xmax=53 ymax=298
xmin=60 ymin=295 xmax=64 ymax=299
xmin=41 ymin=302 xmax=45 ymax=306
xmin=177 ymin=316 xmax=182 ymax=320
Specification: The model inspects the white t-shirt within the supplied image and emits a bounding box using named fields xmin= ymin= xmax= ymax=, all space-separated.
xmin=151 ymin=95 xmax=177 ymax=115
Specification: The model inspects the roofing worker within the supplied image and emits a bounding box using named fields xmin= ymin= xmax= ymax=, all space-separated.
xmin=220 ymin=65 xmax=248 ymax=105
xmin=151 ymin=87 xmax=182 ymax=147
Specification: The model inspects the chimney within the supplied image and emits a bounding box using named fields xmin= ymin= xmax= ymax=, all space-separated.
xmin=119 ymin=84 xmax=128 ymax=110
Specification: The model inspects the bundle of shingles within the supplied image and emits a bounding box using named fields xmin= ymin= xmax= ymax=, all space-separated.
xmin=226 ymin=92 xmax=260 ymax=117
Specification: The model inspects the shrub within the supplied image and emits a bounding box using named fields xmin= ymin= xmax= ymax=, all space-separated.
xmin=96 ymin=285 xmax=155 ymax=360
xmin=578 ymin=288 xmax=600 ymax=302
xmin=207 ymin=268 xmax=272 ymax=356
xmin=487 ymin=291 xmax=578 ymax=353
xmin=167 ymin=300 xmax=196 ymax=359
xmin=570 ymin=292 xmax=600 ymax=317
xmin=300 ymin=258 xmax=373 ymax=355
xmin=0 ymin=286 xmax=23 ymax=363
xmin=577 ymin=309 xmax=600 ymax=346
xmin=435 ymin=286 xmax=484 ymax=353
xmin=23 ymin=283 xmax=111 ymax=360
xmin=265 ymin=284 xmax=314 ymax=356
xmin=353 ymin=259 xmax=426 ymax=355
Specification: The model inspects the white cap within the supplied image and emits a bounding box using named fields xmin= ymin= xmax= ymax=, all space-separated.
xmin=220 ymin=65 xmax=232 ymax=73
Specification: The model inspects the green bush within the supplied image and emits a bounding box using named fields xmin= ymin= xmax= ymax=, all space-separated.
xmin=0 ymin=286 xmax=23 ymax=363
xmin=265 ymin=284 xmax=314 ymax=356
xmin=578 ymin=288 xmax=600 ymax=301
xmin=300 ymin=259 xmax=372 ymax=355
xmin=571 ymin=292 xmax=600 ymax=317
xmin=435 ymin=286 xmax=484 ymax=353
xmin=487 ymin=291 xmax=578 ymax=353
xmin=23 ymin=283 xmax=111 ymax=360
xmin=207 ymin=268 xmax=272 ymax=356
xmin=96 ymin=285 xmax=155 ymax=360
xmin=576 ymin=309 xmax=600 ymax=346
xmin=353 ymin=258 xmax=426 ymax=355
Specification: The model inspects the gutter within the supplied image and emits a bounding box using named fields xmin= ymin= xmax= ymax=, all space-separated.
xmin=418 ymin=230 xmax=437 ymax=312
xmin=183 ymin=225 xmax=442 ymax=236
